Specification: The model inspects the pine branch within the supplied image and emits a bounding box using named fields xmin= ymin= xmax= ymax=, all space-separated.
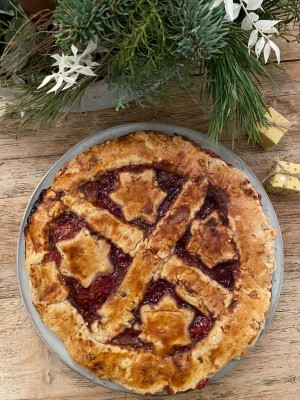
xmin=204 ymin=31 xmax=271 ymax=143
xmin=108 ymin=0 xmax=173 ymax=101
xmin=5 ymin=73 xmax=96 ymax=126
xmin=1 ymin=0 xmax=294 ymax=145
xmin=108 ymin=0 xmax=230 ymax=104
xmin=167 ymin=0 xmax=229 ymax=61
xmin=54 ymin=0 xmax=134 ymax=50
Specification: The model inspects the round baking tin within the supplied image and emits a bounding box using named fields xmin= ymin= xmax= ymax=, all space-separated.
xmin=17 ymin=123 xmax=284 ymax=395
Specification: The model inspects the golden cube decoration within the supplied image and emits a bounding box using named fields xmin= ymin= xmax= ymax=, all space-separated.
xmin=265 ymin=160 xmax=300 ymax=195
xmin=258 ymin=107 xmax=291 ymax=150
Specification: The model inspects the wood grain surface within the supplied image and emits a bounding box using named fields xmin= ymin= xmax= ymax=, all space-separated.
xmin=0 ymin=38 xmax=299 ymax=400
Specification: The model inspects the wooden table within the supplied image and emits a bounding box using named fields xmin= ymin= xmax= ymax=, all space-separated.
xmin=1 ymin=37 xmax=299 ymax=400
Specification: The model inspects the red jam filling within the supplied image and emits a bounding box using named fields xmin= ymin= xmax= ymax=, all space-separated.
xmin=45 ymin=247 xmax=62 ymax=265
xmin=109 ymin=279 xmax=214 ymax=351
xmin=81 ymin=171 xmax=123 ymax=219
xmin=80 ymin=167 xmax=185 ymax=234
xmin=49 ymin=212 xmax=86 ymax=242
xmin=196 ymin=184 xmax=229 ymax=224
xmin=109 ymin=328 xmax=153 ymax=350
xmin=175 ymin=230 xmax=238 ymax=290
xmin=155 ymin=169 xmax=185 ymax=218
xmin=46 ymin=212 xmax=132 ymax=325
xmin=26 ymin=189 xmax=48 ymax=227
xmin=203 ymin=148 xmax=220 ymax=159
xmin=258 ymin=193 xmax=263 ymax=206
xmin=65 ymin=244 xmax=132 ymax=325
xmin=46 ymin=212 xmax=88 ymax=266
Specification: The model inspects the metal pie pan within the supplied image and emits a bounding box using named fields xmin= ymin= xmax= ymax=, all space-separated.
xmin=17 ymin=123 xmax=284 ymax=395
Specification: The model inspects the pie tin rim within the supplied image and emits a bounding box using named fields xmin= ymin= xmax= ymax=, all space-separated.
xmin=17 ymin=122 xmax=284 ymax=395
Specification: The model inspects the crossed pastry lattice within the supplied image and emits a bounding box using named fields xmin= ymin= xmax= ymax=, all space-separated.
xmin=57 ymin=167 xmax=238 ymax=353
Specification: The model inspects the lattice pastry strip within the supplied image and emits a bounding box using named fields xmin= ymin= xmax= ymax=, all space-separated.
xmin=146 ymin=179 xmax=208 ymax=255
xmin=62 ymin=194 xmax=144 ymax=255
xmin=161 ymin=255 xmax=233 ymax=317
xmin=93 ymin=179 xmax=208 ymax=340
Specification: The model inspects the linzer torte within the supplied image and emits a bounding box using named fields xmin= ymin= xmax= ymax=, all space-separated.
xmin=25 ymin=131 xmax=276 ymax=394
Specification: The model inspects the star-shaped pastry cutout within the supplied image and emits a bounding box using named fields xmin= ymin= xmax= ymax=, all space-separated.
xmin=138 ymin=294 xmax=194 ymax=356
xmin=187 ymin=212 xmax=238 ymax=268
xmin=109 ymin=170 xmax=167 ymax=224
xmin=56 ymin=228 xmax=112 ymax=288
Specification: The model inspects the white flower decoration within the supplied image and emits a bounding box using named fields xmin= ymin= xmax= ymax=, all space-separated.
xmin=211 ymin=0 xmax=281 ymax=63
xmin=38 ymin=41 xmax=99 ymax=94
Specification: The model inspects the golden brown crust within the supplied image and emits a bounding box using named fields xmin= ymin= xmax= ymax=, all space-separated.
xmin=28 ymin=261 xmax=69 ymax=306
xmin=110 ymin=170 xmax=167 ymax=223
xmin=187 ymin=213 xmax=238 ymax=268
xmin=56 ymin=228 xmax=112 ymax=288
xmin=161 ymin=256 xmax=233 ymax=317
xmin=25 ymin=131 xmax=276 ymax=395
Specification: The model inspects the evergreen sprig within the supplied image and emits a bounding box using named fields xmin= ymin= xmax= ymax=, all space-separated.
xmin=204 ymin=31 xmax=271 ymax=143
xmin=167 ymin=0 xmax=229 ymax=61
xmin=54 ymin=0 xmax=134 ymax=50
xmin=108 ymin=0 xmax=231 ymax=108
xmin=1 ymin=0 xmax=299 ymax=142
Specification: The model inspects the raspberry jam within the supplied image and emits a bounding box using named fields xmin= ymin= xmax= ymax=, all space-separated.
xmin=109 ymin=328 xmax=153 ymax=350
xmin=203 ymin=149 xmax=220 ymax=159
xmin=45 ymin=247 xmax=62 ymax=265
xmin=175 ymin=230 xmax=238 ymax=290
xmin=155 ymin=169 xmax=185 ymax=218
xmin=80 ymin=167 xmax=185 ymax=233
xmin=196 ymin=378 xmax=209 ymax=389
xmin=81 ymin=172 xmax=123 ymax=219
xmin=196 ymin=184 xmax=228 ymax=224
xmin=47 ymin=212 xmax=87 ymax=266
xmin=109 ymin=279 xmax=214 ymax=351
xmin=65 ymin=244 xmax=132 ymax=325
xmin=26 ymin=189 xmax=47 ymax=226
xmin=46 ymin=212 xmax=132 ymax=324
xmin=49 ymin=212 xmax=86 ymax=242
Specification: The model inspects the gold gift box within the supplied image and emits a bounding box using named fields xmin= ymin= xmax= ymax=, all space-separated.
xmin=265 ymin=160 xmax=300 ymax=194
xmin=258 ymin=107 xmax=291 ymax=150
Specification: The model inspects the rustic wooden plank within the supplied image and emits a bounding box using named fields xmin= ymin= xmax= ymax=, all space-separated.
xmin=0 ymin=156 xmax=60 ymax=199
xmin=274 ymin=28 xmax=300 ymax=62
xmin=0 ymin=38 xmax=299 ymax=400
xmin=0 ymin=60 xmax=299 ymax=162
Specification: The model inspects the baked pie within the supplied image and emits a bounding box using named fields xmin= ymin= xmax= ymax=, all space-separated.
xmin=25 ymin=131 xmax=276 ymax=394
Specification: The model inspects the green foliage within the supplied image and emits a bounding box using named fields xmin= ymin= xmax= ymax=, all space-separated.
xmin=1 ymin=0 xmax=299 ymax=143
xmin=109 ymin=0 xmax=230 ymax=103
xmin=0 ymin=0 xmax=15 ymax=16
xmin=108 ymin=0 xmax=171 ymax=101
xmin=54 ymin=0 xmax=134 ymax=50
xmin=0 ymin=0 xmax=23 ymax=54
xmin=204 ymin=31 xmax=271 ymax=143
xmin=167 ymin=0 xmax=229 ymax=61
xmin=261 ymin=0 xmax=300 ymax=24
